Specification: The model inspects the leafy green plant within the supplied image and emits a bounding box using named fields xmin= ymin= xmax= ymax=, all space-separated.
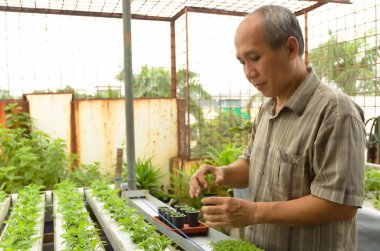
xmin=0 ymin=190 xmax=7 ymax=203
xmin=0 ymin=103 xmax=111 ymax=192
xmin=123 ymin=157 xmax=166 ymax=198
xmin=3 ymin=103 xmax=32 ymax=132
xmin=205 ymin=142 xmax=244 ymax=167
xmin=364 ymin=168 xmax=380 ymax=210
xmin=365 ymin=168 xmax=380 ymax=192
xmin=54 ymin=181 xmax=103 ymax=250
xmin=199 ymin=142 xmax=243 ymax=195
xmin=209 ymin=239 xmax=264 ymax=251
xmin=89 ymin=180 xmax=173 ymax=251
xmin=68 ymin=162 xmax=112 ymax=187
xmin=0 ymin=184 xmax=44 ymax=250
xmin=168 ymin=166 xmax=203 ymax=210
xmin=0 ymin=104 xmax=74 ymax=193
xmin=0 ymin=128 xmax=71 ymax=193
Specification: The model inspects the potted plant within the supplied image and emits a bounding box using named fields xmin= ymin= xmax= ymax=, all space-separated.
xmin=170 ymin=212 xmax=186 ymax=229
xmin=157 ymin=206 xmax=169 ymax=221
xmin=185 ymin=208 xmax=200 ymax=227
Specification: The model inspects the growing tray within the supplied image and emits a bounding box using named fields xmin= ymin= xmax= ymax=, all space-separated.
xmin=0 ymin=197 xmax=11 ymax=225
xmin=152 ymin=216 xmax=209 ymax=235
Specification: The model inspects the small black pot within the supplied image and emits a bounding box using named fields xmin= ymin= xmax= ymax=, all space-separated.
xmin=157 ymin=206 xmax=169 ymax=221
xmin=202 ymin=193 xmax=217 ymax=206
xmin=186 ymin=210 xmax=200 ymax=227
xmin=171 ymin=215 xmax=186 ymax=229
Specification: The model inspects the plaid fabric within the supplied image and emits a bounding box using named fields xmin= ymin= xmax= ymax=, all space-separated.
xmin=240 ymin=68 xmax=366 ymax=251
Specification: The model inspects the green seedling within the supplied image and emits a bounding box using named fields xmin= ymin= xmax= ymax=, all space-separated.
xmin=89 ymin=180 xmax=173 ymax=251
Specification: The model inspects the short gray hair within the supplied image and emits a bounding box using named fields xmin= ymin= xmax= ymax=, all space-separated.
xmin=250 ymin=5 xmax=304 ymax=56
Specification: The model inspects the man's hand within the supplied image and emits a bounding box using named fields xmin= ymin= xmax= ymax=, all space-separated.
xmin=189 ymin=164 xmax=225 ymax=198
xmin=201 ymin=197 xmax=257 ymax=228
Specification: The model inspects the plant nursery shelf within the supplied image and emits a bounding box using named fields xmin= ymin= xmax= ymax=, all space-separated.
xmin=123 ymin=189 xmax=234 ymax=251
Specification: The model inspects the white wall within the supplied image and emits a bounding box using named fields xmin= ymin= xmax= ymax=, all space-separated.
xmin=26 ymin=93 xmax=72 ymax=152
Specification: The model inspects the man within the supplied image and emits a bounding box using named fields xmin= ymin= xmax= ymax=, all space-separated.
xmin=189 ymin=5 xmax=365 ymax=251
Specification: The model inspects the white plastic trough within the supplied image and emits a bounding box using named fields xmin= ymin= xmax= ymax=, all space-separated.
xmin=85 ymin=189 xmax=173 ymax=251
xmin=0 ymin=194 xmax=45 ymax=251
xmin=53 ymin=192 xmax=104 ymax=251
xmin=0 ymin=196 xmax=11 ymax=225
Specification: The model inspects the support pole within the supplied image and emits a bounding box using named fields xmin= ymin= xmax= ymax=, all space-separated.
xmin=122 ymin=0 xmax=136 ymax=190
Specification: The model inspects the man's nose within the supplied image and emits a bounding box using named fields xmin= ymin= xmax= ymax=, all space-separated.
xmin=245 ymin=65 xmax=258 ymax=81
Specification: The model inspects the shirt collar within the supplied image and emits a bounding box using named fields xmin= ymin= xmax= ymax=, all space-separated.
xmin=286 ymin=67 xmax=320 ymax=116
xmin=263 ymin=67 xmax=320 ymax=116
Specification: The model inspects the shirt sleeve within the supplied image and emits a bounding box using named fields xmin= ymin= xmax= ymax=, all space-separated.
xmin=310 ymin=113 xmax=366 ymax=207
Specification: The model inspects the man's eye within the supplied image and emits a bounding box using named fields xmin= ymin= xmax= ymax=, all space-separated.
xmin=250 ymin=56 xmax=260 ymax=62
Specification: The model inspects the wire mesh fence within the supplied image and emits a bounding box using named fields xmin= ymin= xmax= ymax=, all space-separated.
xmin=0 ymin=0 xmax=379 ymax=160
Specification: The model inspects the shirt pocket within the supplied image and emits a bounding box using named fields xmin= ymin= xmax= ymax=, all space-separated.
xmin=273 ymin=150 xmax=306 ymax=200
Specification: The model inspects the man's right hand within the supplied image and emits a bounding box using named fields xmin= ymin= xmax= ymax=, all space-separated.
xmin=189 ymin=164 xmax=225 ymax=198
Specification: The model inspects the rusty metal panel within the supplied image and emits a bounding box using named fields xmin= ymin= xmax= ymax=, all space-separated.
xmin=134 ymin=98 xmax=178 ymax=188
xmin=25 ymin=93 xmax=73 ymax=153
xmin=0 ymin=100 xmax=29 ymax=128
xmin=76 ymin=98 xmax=178 ymax=187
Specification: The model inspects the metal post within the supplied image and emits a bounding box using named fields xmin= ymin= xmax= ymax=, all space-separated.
xmin=122 ymin=0 xmax=136 ymax=190
xmin=185 ymin=8 xmax=190 ymax=160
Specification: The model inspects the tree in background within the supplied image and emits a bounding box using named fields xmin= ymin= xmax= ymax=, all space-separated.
xmin=309 ymin=29 xmax=380 ymax=95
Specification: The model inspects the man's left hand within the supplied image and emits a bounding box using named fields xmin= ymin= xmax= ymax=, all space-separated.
xmin=201 ymin=196 xmax=256 ymax=228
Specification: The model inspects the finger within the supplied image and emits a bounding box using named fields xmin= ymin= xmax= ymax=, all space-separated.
xmin=189 ymin=176 xmax=203 ymax=197
xmin=199 ymin=164 xmax=219 ymax=188
xmin=201 ymin=196 xmax=223 ymax=206
xmin=203 ymin=213 xmax=225 ymax=222
xmin=214 ymin=171 xmax=224 ymax=186
xmin=201 ymin=204 xmax=222 ymax=216
xmin=189 ymin=185 xmax=200 ymax=198
xmin=205 ymin=220 xmax=229 ymax=228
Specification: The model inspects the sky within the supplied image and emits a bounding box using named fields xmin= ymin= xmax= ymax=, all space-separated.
xmin=0 ymin=0 xmax=378 ymax=98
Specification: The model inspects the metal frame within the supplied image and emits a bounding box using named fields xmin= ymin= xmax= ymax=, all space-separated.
xmin=122 ymin=189 xmax=233 ymax=251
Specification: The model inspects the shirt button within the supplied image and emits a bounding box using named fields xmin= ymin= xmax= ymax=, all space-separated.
xmin=265 ymin=143 xmax=270 ymax=148
xmin=261 ymin=171 xmax=264 ymax=175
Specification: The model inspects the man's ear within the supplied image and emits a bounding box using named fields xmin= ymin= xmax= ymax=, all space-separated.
xmin=286 ymin=36 xmax=299 ymax=59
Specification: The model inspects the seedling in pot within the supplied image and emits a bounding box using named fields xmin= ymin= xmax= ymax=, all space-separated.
xmin=157 ymin=206 xmax=169 ymax=221
xmin=171 ymin=212 xmax=186 ymax=229
xmin=185 ymin=208 xmax=200 ymax=227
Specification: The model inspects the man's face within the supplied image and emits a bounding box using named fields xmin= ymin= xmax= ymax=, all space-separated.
xmin=234 ymin=14 xmax=293 ymax=98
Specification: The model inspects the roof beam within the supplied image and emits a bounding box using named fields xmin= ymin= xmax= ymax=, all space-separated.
xmin=299 ymin=0 xmax=351 ymax=4
xmin=172 ymin=6 xmax=247 ymax=21
xmin=0 ymin=6 xmax=171 ymax=21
